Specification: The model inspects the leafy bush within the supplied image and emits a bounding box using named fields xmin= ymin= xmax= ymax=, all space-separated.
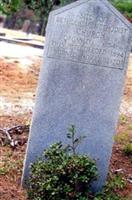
xmin=27 ymin=125 xmax=98 ymax=200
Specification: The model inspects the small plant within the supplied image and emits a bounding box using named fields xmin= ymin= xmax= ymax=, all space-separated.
xmin=127 ymin=124 xmax=132 ymax=130
xmin=114 ymin=131 xmax=132 ymax=157
xmin=119 ymin=114 xmax=128 ymax=125
xmin=0 ymin=167 xmax=8 ymax=175
xmin=105 ymin=174 xmax=127 ymax=191
xmin=94 ymin=174 xmax=127 ymax=200
xmin=123 ymin=143 xmax=132 ymax=156
xmin=0 ymin=158 xmax=23 ymax=176
xmin=94 ymin=192 xmax=121 ymax=200
xmin=114 ymin=131 xmax=129 ymax=144
xmin=27 ymin=125 xmax=98 ymax=200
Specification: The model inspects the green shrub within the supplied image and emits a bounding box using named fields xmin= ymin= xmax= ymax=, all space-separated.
xmin=27 ymin=125 xmax=98 ymax=200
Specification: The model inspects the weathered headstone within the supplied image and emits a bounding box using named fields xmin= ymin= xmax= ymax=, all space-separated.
xmin=22 ymin=0 xmax=131 ymax=191
xmin=22 ymin=20 xmax=31 ymax=33
xmin=0 ymin=16 xmax=5 ymax=28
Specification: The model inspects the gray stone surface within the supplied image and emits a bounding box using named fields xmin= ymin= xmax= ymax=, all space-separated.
xmin=22 ymin=0 xmax=132 ymax=191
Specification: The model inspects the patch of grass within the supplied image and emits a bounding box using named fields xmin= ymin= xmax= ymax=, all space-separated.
xmin=114 ymin=132 xmax=129 ymax=144
xmin=119 ymin=114 xmax=128 ymax=125
xmin=0 ymin=167 xmax=8 ymax=175
xmin=123 ymin=143 xmax=132 ymax=156
xmin=105 ymin=174 xmax=127 ymax=191
xmin=114 ymin=131 xmax=132 ymax=157
xmin=127 ymin=124 xmax=132 ymax=130
xmin=94 ymin=193 xmax=121 ymax=200
xmin=124 ymin=197 xmax=132 ymax=200
xmin=0 ymin=161 xmax=16 ymax=175
xmin=94 ymin=174 xmax=127 ymax=200
xmin=0 ymin=149 xmax=23 ymax=176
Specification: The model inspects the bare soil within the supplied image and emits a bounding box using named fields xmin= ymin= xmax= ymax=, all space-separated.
xmin=0 ymin=53 xmax=132 ymax=199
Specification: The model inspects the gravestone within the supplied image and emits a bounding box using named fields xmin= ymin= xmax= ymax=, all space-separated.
xmin=22 ymin=20 xmax=31 ymax=33
xmin=0 ymin=16 xmax=5 ymax=28
xmin=22 ymin=0 xmax=132 ymax=191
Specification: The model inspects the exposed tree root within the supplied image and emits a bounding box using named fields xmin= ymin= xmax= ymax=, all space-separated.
xmin=0 ymin=125 xmax=29 ymax=148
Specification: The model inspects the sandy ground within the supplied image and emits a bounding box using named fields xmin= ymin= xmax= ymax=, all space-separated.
xmin=120 ymin=55 xmax=132 ymax=115
xmin=0 ymin=42 xmax=43 ymax=116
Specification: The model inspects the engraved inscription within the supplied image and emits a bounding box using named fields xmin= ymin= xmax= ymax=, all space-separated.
xmin=47 ymin=3 xmax=129 ymax=69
